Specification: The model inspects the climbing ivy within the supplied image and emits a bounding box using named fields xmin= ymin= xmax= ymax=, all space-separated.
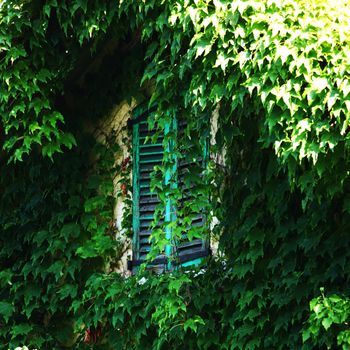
xmin=0 ymin=132 xmax=125 ymax=349
xmin=2 ymin=0 xmax=350 ymax=349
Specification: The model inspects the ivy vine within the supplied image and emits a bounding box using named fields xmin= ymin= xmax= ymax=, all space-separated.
xmin=2 ymin=0 xmax=350 ymax=349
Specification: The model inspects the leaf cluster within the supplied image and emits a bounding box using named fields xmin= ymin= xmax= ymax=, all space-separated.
xmin=304 ymin=289 xmax=350 ymax=349
xmin=0 ymin=134 xmax=122 ymax=349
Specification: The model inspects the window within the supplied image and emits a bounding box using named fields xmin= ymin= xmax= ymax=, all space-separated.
xmin=128 ymin=106 xmax=210 ymax=272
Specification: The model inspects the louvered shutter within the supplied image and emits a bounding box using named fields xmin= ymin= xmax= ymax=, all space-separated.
xmin=129 ymin=108 xmax=210 ymax=272
xmin=173 ymin=120 xmax=210 ymax=267
xmin=132 ymin=111 xmax=166 ymax=271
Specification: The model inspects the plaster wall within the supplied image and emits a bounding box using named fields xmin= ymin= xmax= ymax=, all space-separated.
xmin=94 ymin=100 xmax=136 ymax=275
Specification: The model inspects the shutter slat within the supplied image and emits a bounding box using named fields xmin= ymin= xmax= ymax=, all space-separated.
xmin=139 ymin=150 xmax=164 ymax=156
xmin=139 ymin=197 xmax=160 ymax=204
xmin=139 ymin=159 xmax=163 ymax=164
xmin=140 ymin=143 xmax=163 ymax=149
xmin=140 ymin=190 xmax=157 ymax=196
xmin=140 ymin=203 xmax=158 ymax=212
xmin=178 ymin=239 xmax=203 ymax=251
xmin=140 ymin=183 xmax=151 ymax=189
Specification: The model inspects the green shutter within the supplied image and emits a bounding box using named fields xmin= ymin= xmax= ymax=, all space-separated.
xmin=132 ymin=110 xmax=164 ymax=263
xmin=131 ymin=108 xmax=209 ymax=271
xmin=174 ymin=119 xmax=209 ymax=267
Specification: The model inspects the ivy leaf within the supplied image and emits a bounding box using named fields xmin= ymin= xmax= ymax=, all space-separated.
xmin=61 ymin=223 xmax=81 ymax=241
xmin=0 ymin=302 xmax=14 ymax=322
xmin=60 ymin=132 xmax=77 ymax=150
xmin=321 ymin=318 xmax=333 ymax=330
xmin=58 ymin=284 xmax=78 ymax=299
xmin=183 ymin=316 xmax=205 ymax=332
xmin=42 ymin=142 xmax=62 ymax=158
xmin=12 ymin=323 xmax=33 ymax=336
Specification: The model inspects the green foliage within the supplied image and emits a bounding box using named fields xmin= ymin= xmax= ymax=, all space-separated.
xmin=0 ymin=133 xmax=122 ymax=349
xmin=304 ymin=289 xmax=350 ymax=349
xmin=0 ymin=0 xmax=133 ymax=161
xmin=2 ymin=0 xmax=350 ymax=349
xmin=75 ymin=260 xmax=230 ymax=350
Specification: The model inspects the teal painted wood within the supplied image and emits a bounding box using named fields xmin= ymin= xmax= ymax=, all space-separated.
xmin=164 ymin=119 xmax=173 ymax=270
xmin=139 ymin=143 xmax=163 ymax=148
xmin=181 ymin=258 xmax=203 ymax=267
xmin=132 ymin=119 xmax=140 ymax=261
xmin=133 ymin=104 xmax=166 ymax=266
